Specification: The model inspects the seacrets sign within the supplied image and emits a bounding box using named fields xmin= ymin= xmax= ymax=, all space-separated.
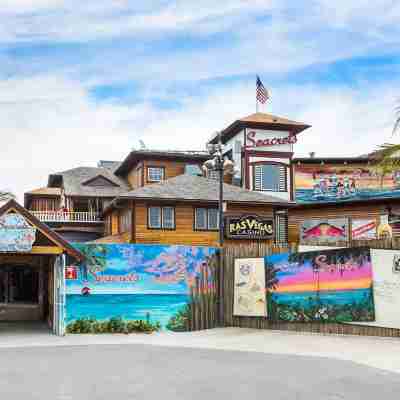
xmin=226 ymin=215 xmax=274 ymax=239
xmin=246 ymin=130 xmax=297 ymax=148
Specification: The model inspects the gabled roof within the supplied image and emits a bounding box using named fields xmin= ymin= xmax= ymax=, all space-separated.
xmin=115 ymin=149 xmax=210 ymax=176
xmin=209 ymin=112 xmax=311 ymax=144
xmin=48 ymin=166 xmax=130 ymax=197
xmin=117 ymin=174 xmax=293 ymax=206
xmin=0 ymin=199 xmax=84 ymax=261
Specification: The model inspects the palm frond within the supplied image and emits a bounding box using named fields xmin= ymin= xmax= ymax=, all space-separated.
xmin=0 ymin=191 xmax=15 ymax=202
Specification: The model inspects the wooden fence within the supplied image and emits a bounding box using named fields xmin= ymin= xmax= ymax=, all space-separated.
xmin=186 ymin=252 xmax=219 ymax=331
xmin=220 ymin=240 xmax=400 ymax=338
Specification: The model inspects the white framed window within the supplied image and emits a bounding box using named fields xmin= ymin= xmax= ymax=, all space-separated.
xmin=195 ymin=208 xmax=219 ymax=231
xmin=162 ymin=207 xmax=175 ymax=229
xmin=148 ymin=206 xmax=162 ymax=228
xmin=148 ymin=206 xmax=175 ymax=229
xmin=254 ymin=164 xmax=287 ymax=192
xmin=147 ymin=167 xmax=165 ymax=182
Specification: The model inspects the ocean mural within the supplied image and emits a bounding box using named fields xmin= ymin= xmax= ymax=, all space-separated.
xmin=295 ymin=164 xmax=400 ymax=204
xmin=65 ymin=244 xmax=218 ymax=331
xmin=265 ymin=247 xmax=375 ymax=323
xmin=301 ymin=218 xmax=348 ymax=244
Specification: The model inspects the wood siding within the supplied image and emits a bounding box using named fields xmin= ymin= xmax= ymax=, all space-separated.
xmin=288 ymin=203 xmax=387 ymax=243
xmin=30 ymin=197 xmax=60 ymax=212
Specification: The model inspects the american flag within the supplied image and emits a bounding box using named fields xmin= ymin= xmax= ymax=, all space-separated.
xmin=256 ymin=76 xmax=269 ymax=104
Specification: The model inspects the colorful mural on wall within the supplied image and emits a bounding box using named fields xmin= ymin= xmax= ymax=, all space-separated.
xmin=265 ymin=247 xmax=375 ymax=323
xmin=65 ymin=244 xmax=218 ymax=331
xmin=300 ymin=218 xmax=348 ymax=244
xmin=350 ymin=249 xmax=400 ymax=329
xmin=0 ymin=213 xmax=36 ymax=252
xmin=233 ymin=258 xmax=267 ymax=317
xmin=295 ymin=164 xmax=400 ymax=203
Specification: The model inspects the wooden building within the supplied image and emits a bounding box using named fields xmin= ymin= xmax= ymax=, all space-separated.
xmin=101 ymin=174 xmax=292 ymax=247
xmin=290 ymin=155 xmax=400 ymax=244
xmin=0 ymin=200 xmax=84 ymax=334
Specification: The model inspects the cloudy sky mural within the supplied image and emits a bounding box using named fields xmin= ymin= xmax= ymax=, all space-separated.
xmin=1 ymin=1 xmax=399 ymax=199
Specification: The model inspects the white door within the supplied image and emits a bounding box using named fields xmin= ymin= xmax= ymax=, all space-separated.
xmin=53 ymin=254 xmax=66 ymax=336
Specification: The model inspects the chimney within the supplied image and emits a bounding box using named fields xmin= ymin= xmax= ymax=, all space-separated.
xmin=309 ymin=152 xmax=316 ymax=159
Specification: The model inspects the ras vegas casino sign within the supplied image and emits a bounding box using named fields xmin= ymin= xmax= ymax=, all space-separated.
xmin=226 ymin=215 xmax=274 ymax=240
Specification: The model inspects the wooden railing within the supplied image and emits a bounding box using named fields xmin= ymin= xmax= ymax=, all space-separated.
xmin=31 ymin=211 xmax=103 ymax=223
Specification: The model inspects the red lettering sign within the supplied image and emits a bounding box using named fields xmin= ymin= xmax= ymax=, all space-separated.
xmin=246 ymin=130 xmax=297 ymax=148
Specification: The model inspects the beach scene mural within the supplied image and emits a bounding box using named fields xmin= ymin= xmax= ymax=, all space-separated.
xmin=65 ymin=244 xmax=217 ymax=331
xmin=295 ymin=164 xmax=400 ymax=203
xmin=265 ymin=248 xmax=375 ymax=323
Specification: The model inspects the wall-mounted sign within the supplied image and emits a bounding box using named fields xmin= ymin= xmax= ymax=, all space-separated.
xmin=226 ymin=215 xmax=274 ymax=239
xmin=351 ymin=219 xmax=377 ymax=240
xmin=246 ymin=130 xmax=297 ymax=148
xmin=0 ymin=213 xmax=36 ymax=252
xmin=300 ymin=218 xmax=349 ymax=244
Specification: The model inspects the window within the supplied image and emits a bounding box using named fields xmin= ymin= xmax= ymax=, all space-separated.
xmin=119 ymin=209 xmax=132 ymax=233
xmin=148 ymin=206 xmax=175 ymax=229
xmin=254 ymin=164 xmax=287 ymax=192
xmin=195 ymin=208 xmax=219 ymax=231
xmin=275 ymin=211 xmax=288 ymax=244
xmin=147 ymin=167 xmax=164 ymax=182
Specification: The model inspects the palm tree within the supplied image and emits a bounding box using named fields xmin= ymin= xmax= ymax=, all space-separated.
xmin=0 ymin=191 xmax=15 ymax=202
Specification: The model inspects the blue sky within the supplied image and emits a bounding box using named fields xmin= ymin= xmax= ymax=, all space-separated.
xmin=1 ymin=1 xmax=400 ymax=200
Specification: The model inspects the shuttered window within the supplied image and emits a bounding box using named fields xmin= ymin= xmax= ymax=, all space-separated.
xmin=275 ymin=212 xmax=288 ymax=244
xmin=254 ymin=164 xmax=287 ymax=192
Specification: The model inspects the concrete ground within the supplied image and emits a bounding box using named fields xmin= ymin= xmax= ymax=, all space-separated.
xmin=1 ymin=323 xmax=400 ymax=373
xmin=1 ymin=342 xmax=400 ymax=399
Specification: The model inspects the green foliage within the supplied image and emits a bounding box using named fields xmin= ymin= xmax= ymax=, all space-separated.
xmin=66 ymin=317 xmax=161 ymax=334
xmin=166 ymin=305 xmax=191 ymax=332
xmin=269 ymin=292 xmax=375 ymax=323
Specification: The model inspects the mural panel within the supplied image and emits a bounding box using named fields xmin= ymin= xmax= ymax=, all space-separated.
xmin=295 ymin=164 xmax=400 ymax=203
xmin=0 ymin=213 xmax=36 ymax=252
xmin=65 ymin=244 xmax=217 ymax=331
xmin=233 ymin=258 xmax=267 ymax=317
xmin=351 ymin=250 xmax=400 ymax=329
xmin=300 ymin=218 xmax=348 ymax=244
xmin=266 ymin=248 xmax=375 ymax=323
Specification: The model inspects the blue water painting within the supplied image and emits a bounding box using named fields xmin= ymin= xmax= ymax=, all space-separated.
xmin=65 ymin=244 xmax=217 ymax=330
xmin=66 ymin=294 xmax=189 ymax=327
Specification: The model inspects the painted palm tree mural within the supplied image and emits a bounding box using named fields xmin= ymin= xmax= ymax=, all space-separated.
xmin=65 ymin=244 xmax=218 ymax=331
xmin=266 ymin=248 xmax=375 ymax=323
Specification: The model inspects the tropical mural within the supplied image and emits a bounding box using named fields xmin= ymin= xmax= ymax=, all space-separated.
xmin=65 ymin=244 xmax=218 ymax=331
xmin=295 ymin=164 xmax=400 ymax=203
xmin=265 ymin=248 xmax=375 ymax=323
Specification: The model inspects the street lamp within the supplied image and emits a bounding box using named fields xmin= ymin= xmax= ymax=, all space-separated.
xmin=203 ymin=132 xmax=234 ymax=247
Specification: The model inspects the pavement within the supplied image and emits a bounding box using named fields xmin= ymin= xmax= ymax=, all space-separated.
xmin=1 ymin=342 xmax=400 ymax=399
xmin=1 ymin=323 xmax=400 ymax=373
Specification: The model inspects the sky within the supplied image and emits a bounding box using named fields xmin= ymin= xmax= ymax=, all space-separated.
xmin=1 ymin=1 xmax=400 ymax=200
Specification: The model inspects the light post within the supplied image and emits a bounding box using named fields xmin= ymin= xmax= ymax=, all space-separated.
xmin=203 ymin=133 xmax=234 ymax=247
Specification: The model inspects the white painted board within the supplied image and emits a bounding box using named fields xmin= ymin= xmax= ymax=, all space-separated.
xmin=233 ymin=258 xmax=267 ymax=317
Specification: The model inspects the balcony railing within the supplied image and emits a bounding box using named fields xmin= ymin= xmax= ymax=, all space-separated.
xmin=31 ymin=211 xmax=103 ymax=223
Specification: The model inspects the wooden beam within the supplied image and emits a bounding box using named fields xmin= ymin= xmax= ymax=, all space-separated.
xmin=29 ymin=246 xmax=63 ymax=255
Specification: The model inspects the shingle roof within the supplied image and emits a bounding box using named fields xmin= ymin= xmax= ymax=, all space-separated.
xmin=115 ymin=149 xmax=209 ymax=176
xmin=239 ymin=112 xmax=309 ymax=126
xmin=25 ymin=187 xmax=61 ymax=196
xmin=50 ymin=166 xmax=130 ymax=197
xmin=119 ymin=174 xmax=292 ymax=205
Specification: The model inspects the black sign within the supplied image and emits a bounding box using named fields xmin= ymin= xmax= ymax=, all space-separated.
xmin=225 ymin=215 xmax=274 ymax=240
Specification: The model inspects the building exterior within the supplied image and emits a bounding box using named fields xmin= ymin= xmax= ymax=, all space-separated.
xmin=290 ymin=155 xmax=400 ymax=244
xmin=101 ymin=174 xmax=292 ymax=246
xmin=0 ymin=199 xmax=84 ymax=333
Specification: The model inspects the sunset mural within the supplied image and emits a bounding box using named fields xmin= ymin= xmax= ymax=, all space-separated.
xmin=265 ymin=248 xmax=375 ymax=323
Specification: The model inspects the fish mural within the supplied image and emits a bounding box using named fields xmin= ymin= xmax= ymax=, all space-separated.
xmin=301 ymin=218 xmax=348 ymax=244
xmin=265 ymin=248 xmax=375 ymax=323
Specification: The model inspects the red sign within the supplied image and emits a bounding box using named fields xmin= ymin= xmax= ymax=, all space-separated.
xmin=65 ymin=266 xmax=78 ymax=280
xmin=246 ymin=130 xmax=297 ymax=148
